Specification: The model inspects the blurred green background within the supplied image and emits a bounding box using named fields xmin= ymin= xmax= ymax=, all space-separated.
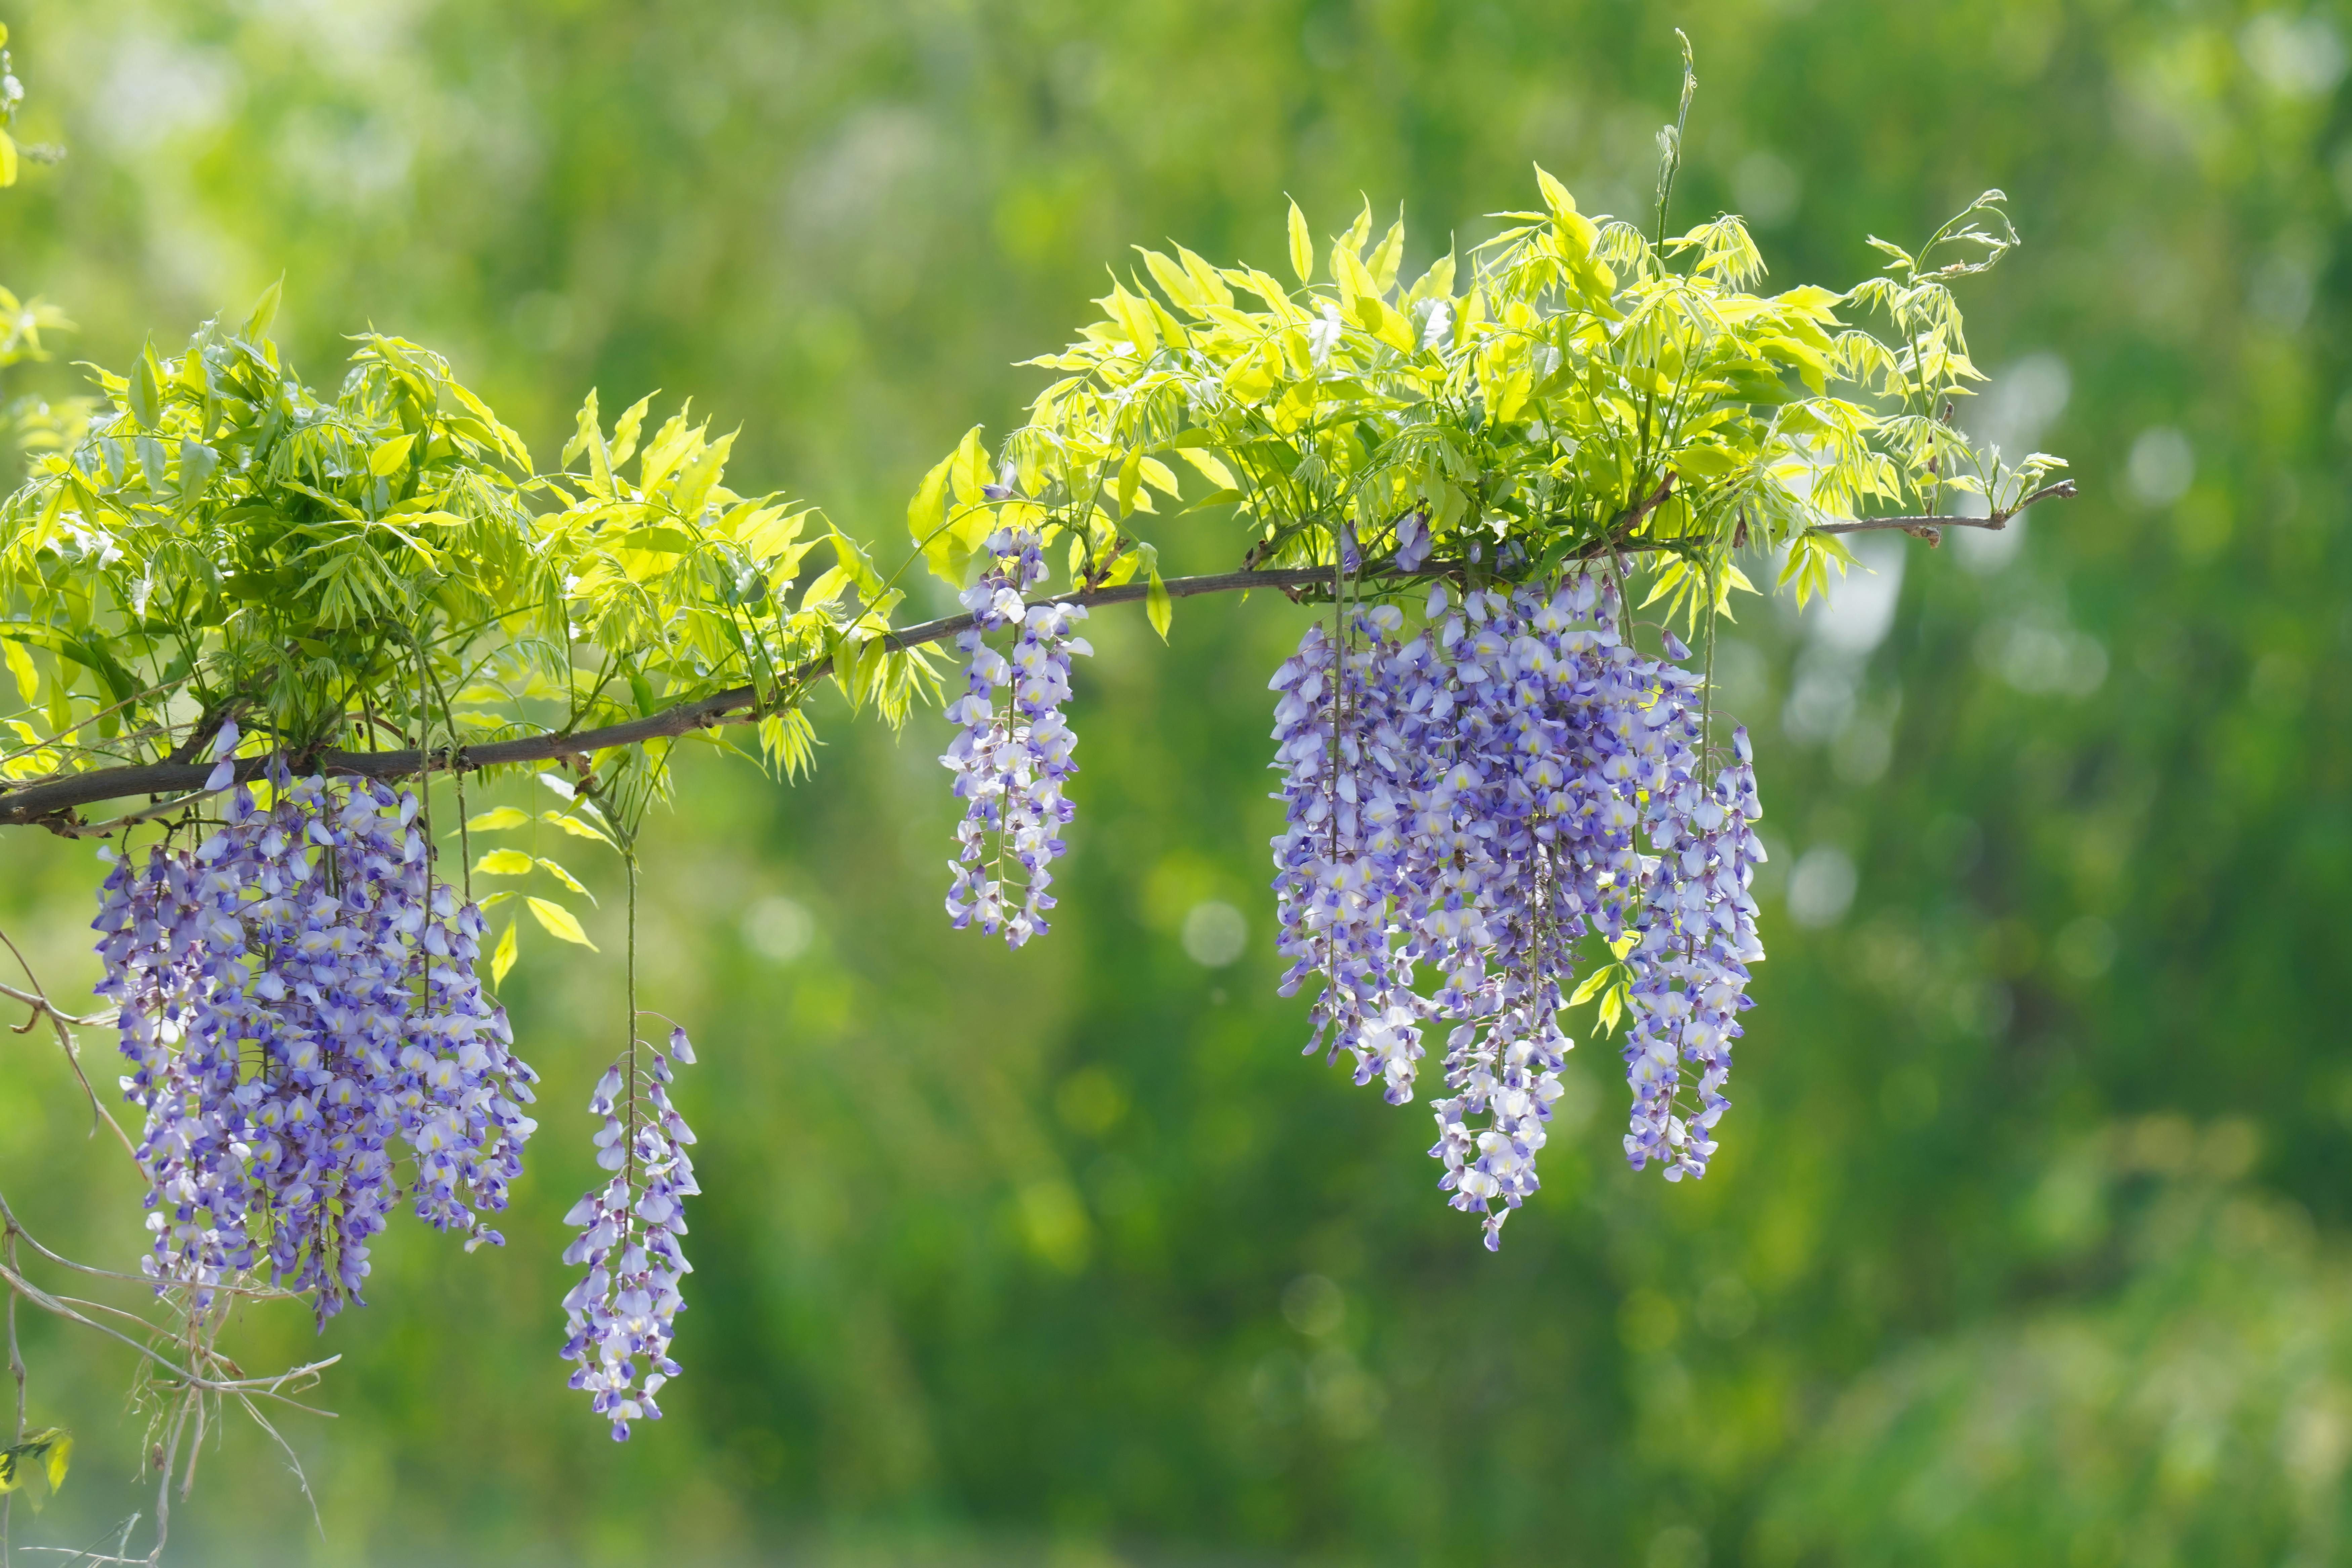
xmin=0 ymin=0 xmax=2346 ymax=1563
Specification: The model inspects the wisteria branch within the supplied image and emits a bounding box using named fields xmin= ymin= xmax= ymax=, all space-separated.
xmin=0 ymin=566 xmax=1331 ymax=825
xmin=0 ymin=490 xmax=2076 ymax=831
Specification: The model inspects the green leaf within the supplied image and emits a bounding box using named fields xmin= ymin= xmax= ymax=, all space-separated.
xmin=245 ymin=277 xmax=283 ymax=341
xmin=1173 ymin=447 xmax=1240 ymax=492
xmin=473 ymin=848 xmax=535 ymax=877
xmin=490 ymin=920 xmax=518 ymax=986
xmin=0 ymin=1429 xmax=70 ymax=1498
xmin=1 ymin=635 xmax=35 ymax=706
xmin=135 ymin=435 xmax=168 ymax=492
xmin=125 ymin=349 xmax=160 ymax=430
xmin=1181 ymin=486 xmax=1245 ymax=514
xmin=369 ymin=433 xmax=417 ymax=476
xmin=1671 ymin=444 xmax=1740 ymax=479
xmin=526 ymin=895 xmax=598 ymax=949
xmin=1147 ymin=560 xmax=1172 ymax=641
xmin=1286 ymin=197 xmax=1315 ymax=285
xmin=1116 ymin=449 xmax=1142 ymax=514
xmin=465 ymin=806 xmax=532 ymax=832
xmin=907 ymin=444 xmax=956 ymax=547
xmin=826 ymin=527 xmax=885 ymax=599
xmin=177 ymin=440 xmax=219 ymax=508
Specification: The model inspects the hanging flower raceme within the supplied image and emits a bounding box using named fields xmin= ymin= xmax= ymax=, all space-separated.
xmin=941 ymin=527 xmax=1093 ymax=948
xmin=560 ymin=1026 xmax=698 ymax=1441
xmin=1267 ymin=570 xmax=1766 ymax=1246
xmin=94 ymin=763 xmax=539 ymax=1320
xmin=1269 ymin=603 xmax=1422 ymax=1105
xmin=1619 ymin=720 xmax=1766 ymax=1182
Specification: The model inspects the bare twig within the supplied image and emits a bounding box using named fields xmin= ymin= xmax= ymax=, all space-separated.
xmin=0 ymin=983 xmax=112 ymax=1033
xmin=0 ymin=1256 xmax=336 ymax=1400
xmin=1807 ymin=479 xmax=2077 ymax=539
xmin=0 ymin=940 xmax=136 ymax=1165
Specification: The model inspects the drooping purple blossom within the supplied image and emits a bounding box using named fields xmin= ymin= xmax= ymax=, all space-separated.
xmin=941 ymin=527 xmax=1092 ymax=948
xmin=560 ymin=1027 xmax=698 ymax=1441
xmin=1268 ymin=569 xmax=1765 ymax=1246
xmin=94 ymin=766 xmax=538 ymax=1320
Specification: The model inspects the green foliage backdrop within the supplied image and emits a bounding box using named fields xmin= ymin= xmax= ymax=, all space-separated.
xmin=0 ymin=1 xmax=2344 ymax=1563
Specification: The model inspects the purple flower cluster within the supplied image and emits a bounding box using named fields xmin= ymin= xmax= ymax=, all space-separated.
xmin=1269 ymin=570 xmax=1764 ymax=1246
xmin=94 ymin=766 xmax=538 ymax=1319
xmin=941 ymin=527 xmax=1092 ymax=947
xmin=560 ymin=1027 xmax=698 ymax=1441
xmin=1621 ymin=720 xmax=1765 ymax=1180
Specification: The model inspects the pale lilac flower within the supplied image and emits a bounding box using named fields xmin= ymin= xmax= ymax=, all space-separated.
xmin=941 ymin=528 xmax=1092 ymax=948
xmin=561 ymin=1031 xmax=698 ymax=1440
xmin=1267 ymin=569 xmax=1764 ymax=1245
xmin=96 ymin=769 xmax=537 ymax=1320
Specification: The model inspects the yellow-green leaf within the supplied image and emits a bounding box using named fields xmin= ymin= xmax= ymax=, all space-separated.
xmin=473 ymin=848 xmax=535 ymax=877
xmin=465 ymin=806 xmax=531 ymax=832
xmin=1334 ymin=243 xmax=1378 ymax=310
xmin=1116 ymin=449 xmax=1142 ymax=514
xmin=1174 ymin=447 xmax=1240 ymax=492
xmin=245 ymin=276 xmax=283 ymax=342
xmin=1286 ymin=197 xmax=1315 ymax=284
xmin=369 ymin=433 xmax=416 ymax=475
xmin=1367 ymin=214 xmax=1406 ymax=295
xmin=526 ymin=896 xmax=597 ymax=949
xmin=541 ymin=809 xmax=616 ymax=847
xmin=1568 ymin=962 xmax=1622 ymax=1006
xmin=1672 ymin=443 xmax=1740 ymax=479
xmin=1336 ymin=198 xmax=1373 ymax=265
xmin=1 ymin=635 xmax=35 ymax=705
xmin=1133 ymin=543 xmax=1171 ymax=641
xmin=1140 ymin=248 xmax=1203 ymax=311
xmin=0 ymin=1429 xmax=67 ymax=1498
xmin=490 ymin=920 xmax=518 ymax=986
xmin=0 ymin=132 xmax=18 ymax=191
xmin=534 ymin=856 xmax=595 ymax=900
